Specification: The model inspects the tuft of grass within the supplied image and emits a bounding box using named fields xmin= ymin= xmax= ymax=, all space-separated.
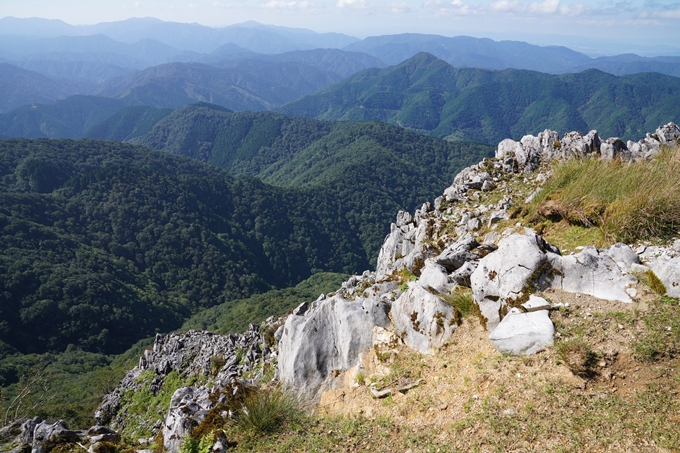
xmin=645 ymin=269 xmax=668 ymax=296
xmin=236 ymin=386 xmax=306 ymax=435
xmin=556 ymin=338 xmax=598 ymax=378
xmin=442 ymin=288 xmax=476 ymax=325
xmin=528 ymin=145 xmax=680 ymax=245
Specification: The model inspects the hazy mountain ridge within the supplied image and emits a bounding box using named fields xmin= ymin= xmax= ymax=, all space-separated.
xmin=279 ymin=52 xmax=680 ymax=143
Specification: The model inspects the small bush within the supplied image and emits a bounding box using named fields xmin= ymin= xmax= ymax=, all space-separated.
xmin=556 ymin=338 xmax=598 ymax=377
xmin=236 ymin=387 xmax=306 ymax=434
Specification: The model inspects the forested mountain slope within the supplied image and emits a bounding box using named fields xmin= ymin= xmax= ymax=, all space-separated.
xmin=130 ymin=102 xmax=493 ymax=258
xmin=0 ymin=140 xmax=367 ymax=355
xmin=279 ymin=52 xmax=680 ymax=144
xmin=0 ymin=133 xmax=490 ymax=355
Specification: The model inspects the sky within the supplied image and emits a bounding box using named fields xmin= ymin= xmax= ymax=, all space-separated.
xmin=2 ymin=0 xmax=680 ymax=55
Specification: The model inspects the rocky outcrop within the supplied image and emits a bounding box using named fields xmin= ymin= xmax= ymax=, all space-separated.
xmin=470 ymin=233 xmax=555 ymax=330
xmin=391 ymin=285 xmax=457 ymax=354
xmin=647 ymin=246 xmax=680 ymax=298
xmin=96 ymin=325 xmax=271 ymax=429
xmin=278 ymin=295 xmax=391 ymax=395
xmin=548 ymin=246 xmax=637 ymax=303
xmin=0 ymin=417 xmax=96 ymax=453
xmin=495 ymin=122 xmax=680 ymax=172
xmin=489 ymin=305 xmax=554 ymax=355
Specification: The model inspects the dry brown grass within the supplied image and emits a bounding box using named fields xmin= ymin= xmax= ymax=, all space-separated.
xmin=529 ymin=145 xmax=680 ymax=245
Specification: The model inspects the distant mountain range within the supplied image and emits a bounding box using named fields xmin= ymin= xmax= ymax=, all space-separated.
xmin=279 ymin=52 xmax=680 ymax=143
xmin=3 ymin=17 xmax=680 ymax=79
xmin=2 ymin=53 xmax=679 ymax=143
xmin=0 ymin=17 xmax=359 ymax=54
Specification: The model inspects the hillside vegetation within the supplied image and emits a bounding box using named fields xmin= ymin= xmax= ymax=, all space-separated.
xmin=0 ymin=139 xmax=375 ymax=355
xmin=527 ymin=145 xmax=680 ymax=245
xmin=279 ymin=53 xmax=680 ymax=144
xmin=0 ymin=272 xmax=346 ymax=428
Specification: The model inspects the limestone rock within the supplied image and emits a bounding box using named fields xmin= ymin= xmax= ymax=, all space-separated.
xmin=31 ymin=420 xmax=79 ymax=453
xmin=162 ymin=387 xmax=214 ymax=453
xmin=391 ymin=285 xmax=457 ymax=354
xmin=548 ymin=247 xmax=636 ymax=303
xmin=522 ymin=295 xmax=551 ymax=312
xmin=656 ymin=122 xmax=680 ymax=145
xmin=471 ymin=233 xmax=552 ymax=330
xmin=649 ymin=255 xmax=680 ymax=298
xmin=278 ymin=295 xmax=391 ymax=395
xmin=605 ymin=243 xmax=640 ymax=271
xmin=489 ymin=308 xmax=554 ymax=355
xmin=434 ymin=234 xmax=478 ymax=272
xmin=419 ymin=260 xmax=454 ymax=292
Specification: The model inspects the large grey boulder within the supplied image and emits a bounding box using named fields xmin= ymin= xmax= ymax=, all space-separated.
xmin=434 ymin=233 xmax=478 ymax=272
xmin=548 ymin=246 xmax=636 ymax=303
xmin=560 ymin=130 xmax=600 ymax=157
xmin=489 ymin=307 xmax=554 ymax=355
xmin=471 ymin=233 xmax=551 ymax=330
xmin=375 ymin=210 xmax=430 ymax=280
xmin=31 ymin=420 xmax=79 ymax=453
xmin=391 ymin=285 xmax=457 ymax=354
xmin=418 ymin=260 xmax=454 ymax=293
xmin=649 ymin=254 xmax=680 ymax=298
xmin=605 ymin=243 xmax=640 ymax=270
xmin=278 ymin=295 xmax=391 ymax=395
xmin=162 ymin=387 xmax=214 ymax=453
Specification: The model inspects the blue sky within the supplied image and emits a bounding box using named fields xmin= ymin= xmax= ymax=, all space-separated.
xmin=2 ymin=0 xmax=679 ymax=55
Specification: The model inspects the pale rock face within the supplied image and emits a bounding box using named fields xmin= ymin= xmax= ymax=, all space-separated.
xmin=162 ymin=387 xmax=214 ymax=453
xmin=522 ymin=294 xmax=551 ymax=312
xmin=605 ymin=243 xmax=640 ymax=271
xmin=435 ymin=233 xmax=478 ymax=271
xmin=489 ymin=307 xmax=554 ymax=355
xmin=656 ymin=122 xmax=680 ymax=145
xmin=471 ymin=233 xmax=550 ymax=330
xmin=496 ymin=138 xmax=522 ymax=160
xmin=419 ymin=259 xmax=454 ymax=292
xmin=391 ymin=285 xmax=457 ymax=354
xmin=547 ymin=247 xmax=636 ymax=303
xmin=649 ymin=254 xmax=680 ymax=298
xmin=560 ymin=130 xmax=600 ymax=157
xmin=278 ymin=295 xmax=391 ymax=395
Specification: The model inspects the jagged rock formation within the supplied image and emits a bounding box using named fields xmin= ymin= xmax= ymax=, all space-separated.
xmin=39 ymin=121 xmax=676 ymax=452
xmin=0 ymin=418 xmax=119 ymax=453
xmin=95 ymin=325 xmax=273 ymax=453
xmin=277 ymin=122 xmax=680 ymax=395
xmin=277 ymin=294 xmax=391 ymax=396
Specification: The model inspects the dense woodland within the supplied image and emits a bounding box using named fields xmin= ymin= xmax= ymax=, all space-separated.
xmin=0 ymin=136 xmax=490 ymax=356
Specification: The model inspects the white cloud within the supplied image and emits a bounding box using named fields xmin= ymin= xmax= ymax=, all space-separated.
xmin=336 ymin=0 xmax=410 ymax=12
xmin=657 ymin=8 xmax=680 ymax=17
xmin=262 ymin=0 xmax=312 ymax=8
xmin=489 ymin=0 xmax=590 ymax=16
xmin=424 ymin=0 xmax=478 ymax=15
xmin=337 ymin=0 xmax=368 ymax=8
xmin=188 ymin=3 xmax=197 ymax=9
